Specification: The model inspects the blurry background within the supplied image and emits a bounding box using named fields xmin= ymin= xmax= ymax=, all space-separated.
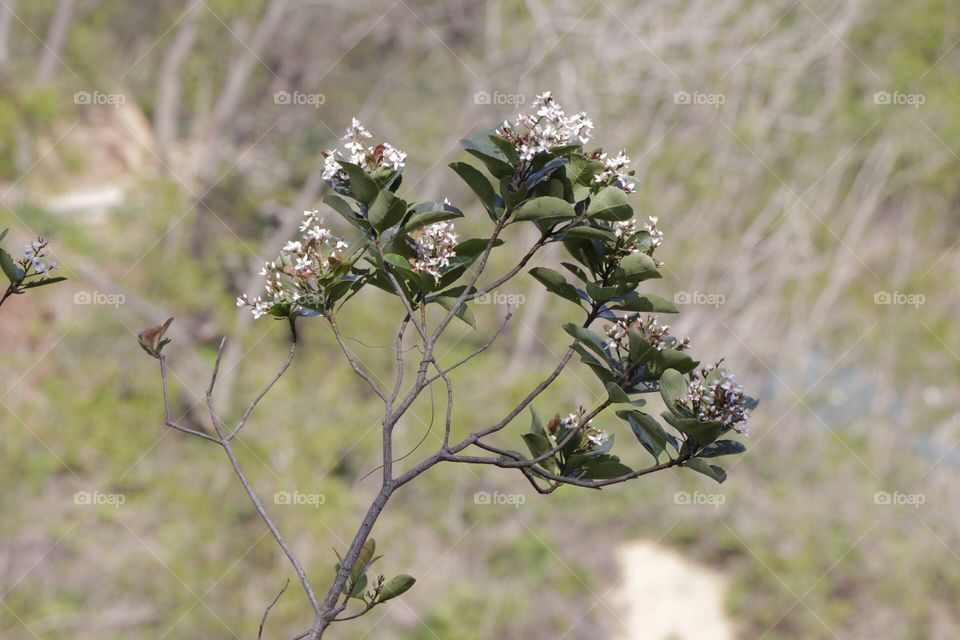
xmin=1 ymin=1 xmax=958 ymax=638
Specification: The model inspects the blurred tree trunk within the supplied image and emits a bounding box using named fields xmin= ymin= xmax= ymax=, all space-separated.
xmin=38 ymin=0 xmax=76 ymax=82
xmin=0 ymin=0 xmax=15 ymax=66
xmin=154 ymin=0 xmax=199 ymax=163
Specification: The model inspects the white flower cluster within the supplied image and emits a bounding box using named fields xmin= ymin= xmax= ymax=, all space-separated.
xmin=497 ymin=91 xmax=594 ymax=161
xmin=409 ymin=221 xmax=458 ymax=283
xmin=609 ymin=216 xmax=663 ymax=264
xmin=594 ymin=150 xmax=636 ymax=193
xmin=547 ymin=409 xmax=610 ymax=452
xmin=604 ymin=314 xmax=691 ymax=353
xmin=24 ymin=239 xmax=60 ymax=274
xmin=676 ymin=363 xmax=752 ymax=434
xmin=237 ymin=210 xmax=349 ymax=319
xmin=322 ymin=118 xmax=407 ymax=184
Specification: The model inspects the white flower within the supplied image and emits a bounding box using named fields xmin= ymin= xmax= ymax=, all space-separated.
xmin=409 ymin=221 xmax=458 ymax=283
xmin=497 ymin=91 xmax=595 ymax=161
xmin=613 ymin=219 xmax=636 ymax=239
xmin=283 ymin=241 xmax=302 ymax=253
xmin=294 ymin=256 xmax=313 ymax=272
xmin=594 ymin=150 xmax=636 ymax=193
xmin=322 ymin=118 xmax=407 ymax=186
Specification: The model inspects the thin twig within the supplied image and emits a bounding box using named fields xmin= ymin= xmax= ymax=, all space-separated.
xmin=228 ymin=318 xmax=298 ymax=440
xmin=259 ymin=579 xmax=290 ymax=640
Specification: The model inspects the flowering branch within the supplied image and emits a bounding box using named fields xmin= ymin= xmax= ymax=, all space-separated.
xmin=0 ymin=231 xmax=65 ymax=310
xmin=142 ymin=92 xmax=758 ymax=639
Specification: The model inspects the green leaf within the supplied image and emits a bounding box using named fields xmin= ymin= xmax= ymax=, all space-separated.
xmin=461 ymin=131 xmax=515 ymax=178
xmin=529 ymin=267 xmax=582 ymax=305
xmin=628 ymin=330 xmax=658 ymax=365
xmin=0 ymin=248 xmax=23 ymax=284
xmin=619 ymin=410 xmax=667 ymax=460
xmin=512 ymin=196 xmax=576 ymax=222
xmin=324 ymin=194 xmax=367 ymax=230
xmin=562 ymin=323 xmax=608 ymax=360
xmin=683 ymin=457 xmax=727 ymax=483
xmin=349 ymin=574 xmax=368 ymax=599
xmin=0 ymin=228 xmax=7 ymax=243
xmin=530 ymin=407 xmax=546 ymax=437
xmin=586 ymin=282 xmax=624 ymax=303
xmin=352 ymin=538 xmax=376 ymax=581
xmin=660 ymin=412 xmax=724 ymax=446
xmin=454 ymin=237 xmax=504 ymax=258
xmin=566 ymin=154 xmax=604 ymax=202
xmin=450 ymin=162 xmax=499 ymax=217
xmin=402 ymin=209 xmax=463 ymax=233
xmin=338 ymin=161 xmax=379 ymax=206
xmin=522 ymin=432 xmax=558 ymax=473
xmin=605 ymin=382 xmax=632 ymax=404
xmin=699 ymin=440 xmax=747 ymax=458
xmin=367 ymin=190 xmax=407 ymax=232
xmin=659 ymin=369 xmax=688 ymax=413
xmin=581 ymin=460 xmax=633 ymax=480
xmin=611 ymin=294 xmax=678 ymax=313
xmin=563 ymin=226 xmax=616 ymax=242
xmin=656 ymin=349 xmax=698 ymax=375
xmin=587 ymin=186 xmax=632 ymax=221
xmin=614 ymin=252 xmax=660 ymax=284
xmin=19 ymin=276 xmax=67 ymax=289
xmin=377 ymin=575 xmax=416 ymax=602
xmin=434 ymin=295 xmax=476 ymax=329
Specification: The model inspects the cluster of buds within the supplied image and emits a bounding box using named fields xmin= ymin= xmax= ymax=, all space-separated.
xmin=408 ymin=221 xmax=458 ymax=283
xmin=604 ymin=314 xmax=691 ymax=353
xmin=23 ymin=238 xmax=60 ymax=275
xmin=608 ymin=216 xmax=663 ymax=266
xmin=592 ymin=150 xmax=636 ymax=193
xmin=677 ymin=362 xmax=752 ymax=434
xmin=546 ymin=408 xmax=610 ymax=453
xmin=322 ymin=118 xmax=407 ymax=187
xmin=497 ymin=91 xmax=594 ymax=161
xmin=237 ymin=210 xmax=350 ymax=319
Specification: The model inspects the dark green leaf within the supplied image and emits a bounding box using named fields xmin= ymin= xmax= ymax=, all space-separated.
xmin=661 ymin=412 xmax=724 ymax=446
xmin=19 ymin=276 xmax=67 ymax=289
xmin=512 ymin=196 xmax=576 ymax=222
xmin=659 ymin=369 xmax=688 ymax=413
xmin=0 ymin=248 xmax=23 ymax=284
xmin=563 ymin=226 xmax=616 ymax=242
xmin=521 ymin=433 xmax=558 ymax=473
xmin=402 ymin=209 xmax=463 ymax=233
xmin=699 ymin=440 xmax=747 ymax=458
xmin=613 ymin=252 xmax=660 ymax=284
xmin=562 ymin=323 xmax=608 ymax=360
xmin=337 ymin=161 xmax=379 ymax=206
xmin=323 ymin=194 xmax=367 ymax=230
xmin=450 ymin=162 xmax=499 ymax=217
xmin=349 ymin=574 xmax=368 ymax=599
xmin=683 ymin=458 xmax=727 ymax=483
xmin=454 ymin=237 xmax=504 ymax=258
xmin=434 ymin=295 xmax=476 ymax=329
xmin=605 ymin=382 xmax=631 ymax=404
xmin=529 ymin=267 xmax=582 ymax=305
xmin=587 ymin=186 xmax=632 ymax=221
xmin=611 ymin=293 xmax=678 ymax=314
xmin=367 ymin=190 xmax=407 ymax=232
xmin=619 ymin=410 xmax=667 ymax=460
xmin=581 ymin=460 xmax=633 ymax=480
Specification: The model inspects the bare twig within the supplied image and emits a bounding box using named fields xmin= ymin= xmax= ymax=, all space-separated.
xmin=259 ymin=579 xmax=290 ymax=640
